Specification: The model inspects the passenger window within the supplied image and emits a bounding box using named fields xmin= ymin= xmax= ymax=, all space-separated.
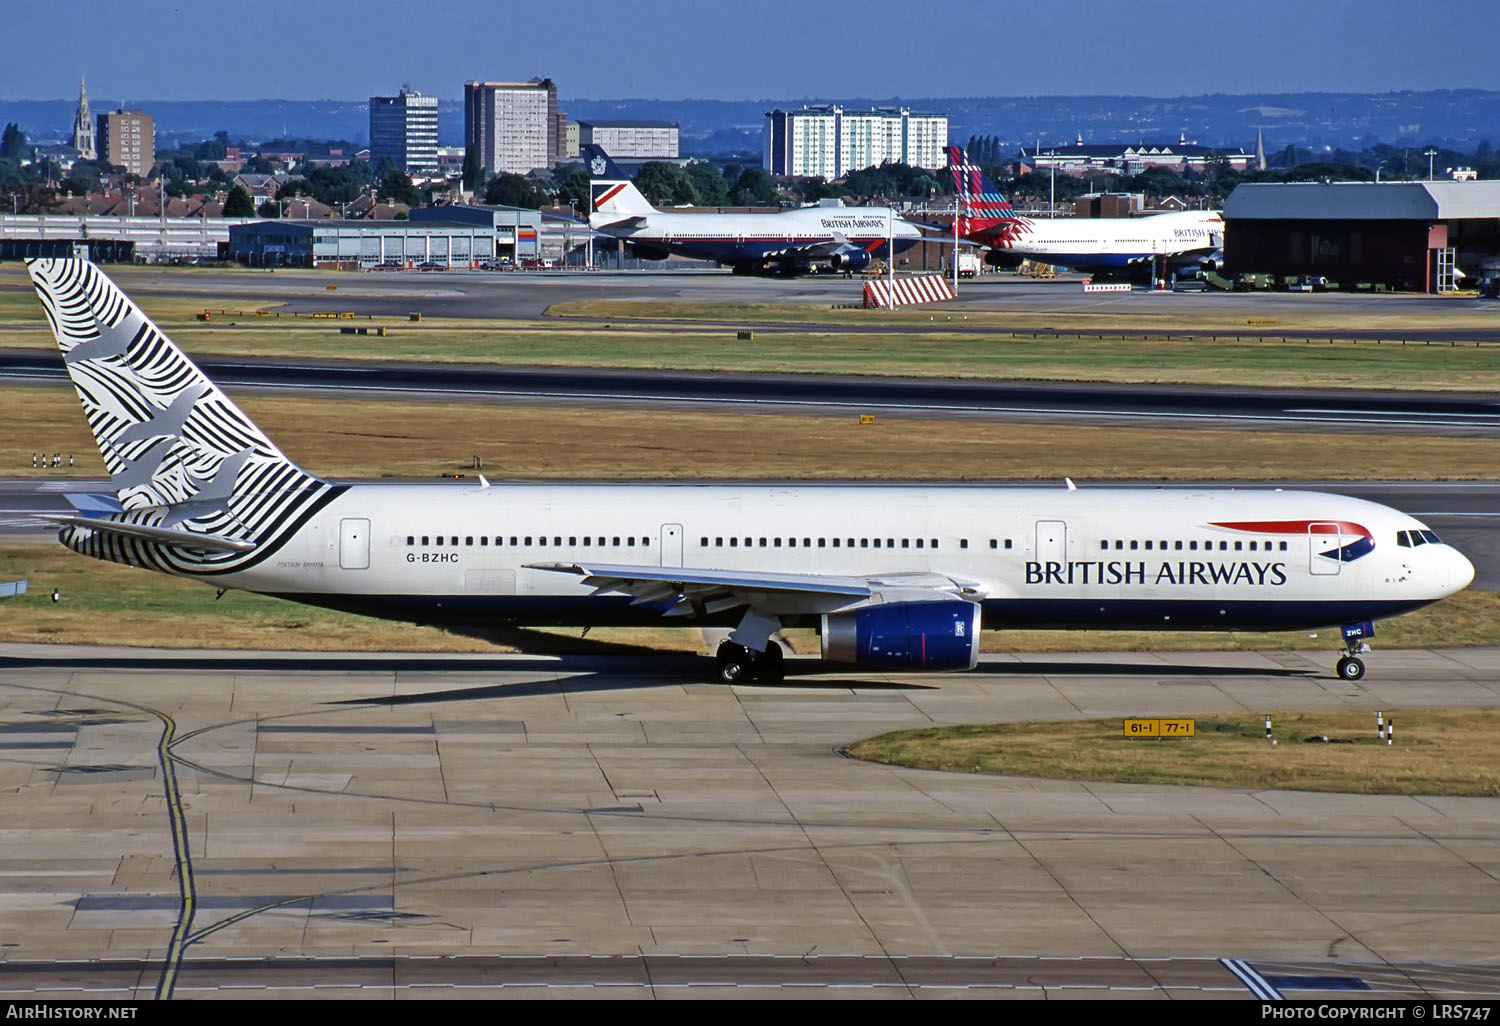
xmin=406 ymin=536 xmax=414 ymax=546
xmin=569 ymin=537 xmax=576 ymax=546
xmin=642 ymin=539 xmax=649 ymax=547
xmin=509 ymin=537 xmax=517 ymax=546
xmin=451 ymin=537 xmax=458 ymax=546
xmin=730 ymin=538 xmax=738 ymax=547
xmin=861 ymin=539 xmax=869 ymax=548
xmin=759 ymin=538 xmax=767 ymax=548
xmin=538 ymin=537 xmax=546 ymax=546
xmin=582 ymin=537 xmax=590 ymax=547
xmin=435 ymin=536 xmax=443 ymax=546
xmin=1174 ymin=541 xmax=1183 ymax=550
xmin=1219 ymin=541 xmax=1227 ymax=551
xmin=1115 ymin=540 xmax=1123 ymax=550
xmin=1234 ymin=541 xmax=1242 ymax=551
xmin=774 ymin=538 xmax=781 ymax=547
xmin=959 ymin=539 xmax=967 ymax=549
xmin=716 ymin=537 xmax=723 ymax=547
xmin=1279 ymin=541 xmax=1287 ymax=551
xmin=902 ymin=539 xmax=910 ymax=549
xmin=1144 ymin=541 xmax=1152 ymax=550
xmin=1130 ymin=540 xmax=1138 ymax=550
xmin=480 ymin=537 xmax=487 ymax=546
xmin=524 ymin=536 xmax=532 ymax=545
xmin=931 ymin=540 xmax=939 ymax=549
xmin=1099 ymin=540 xmax=1107 ymax=550
xmin=1005 ymin=539 xmax=1012 ymax=549
xmin=1189 ymin=541 xmax=1197 ymax=550
xmin=465 ymin=537 xmax=473 ymax=546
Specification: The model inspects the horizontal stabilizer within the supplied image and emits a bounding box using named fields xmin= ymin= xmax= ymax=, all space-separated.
xmin=42 ymin=514 xmax=258 ymax=553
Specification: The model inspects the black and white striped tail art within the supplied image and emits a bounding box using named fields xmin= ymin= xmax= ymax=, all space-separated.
xmin=25 ymin=258 xmax=341 ymax=576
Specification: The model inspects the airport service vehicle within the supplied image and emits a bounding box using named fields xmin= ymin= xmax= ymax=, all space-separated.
xmin=945 ymin=146 xmax=1224 ymax=278
xmin=947 ymin=252 xmax=982 ymax=278
xmin=584 ymin=146 xmax=922 ymax=276
xmin=27 ymin=258 xmax=1473 ymax=683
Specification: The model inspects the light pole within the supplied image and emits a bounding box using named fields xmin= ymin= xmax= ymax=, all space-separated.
xmin=1424 ymin=148 xmax=1438 ymax=181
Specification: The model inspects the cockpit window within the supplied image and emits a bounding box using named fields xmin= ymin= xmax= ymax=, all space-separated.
xmin=1397 ymin=532 xmax=1411 ymax=547
xmin=1420 ymin=530 xmax=1442 ymax=545
xmin=1412 ymin=531 xmax=1427 ymax=546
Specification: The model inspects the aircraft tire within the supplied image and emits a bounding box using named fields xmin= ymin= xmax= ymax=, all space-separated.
xmin=1336 ymin=656 xmax=1366 ymax=681
xmin=754 ymin=643 xmax=785 ymax=684
xmin=717 ymin=642 xmax=749 ymax=684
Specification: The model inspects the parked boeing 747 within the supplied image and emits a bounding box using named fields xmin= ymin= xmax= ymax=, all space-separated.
xmin=945 ymin=146 xmax=1224 ymax=277
xmin=584 ymin=145 xmax=922 ymax=276
xmin=27 ymin=259 xmax=1473 ymax=682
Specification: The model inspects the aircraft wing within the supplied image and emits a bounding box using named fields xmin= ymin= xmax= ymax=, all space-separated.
xmin=41 ymin=514 xmax=257 ymax=553
xmin=526 ymin=561 xmax=976 ymax=617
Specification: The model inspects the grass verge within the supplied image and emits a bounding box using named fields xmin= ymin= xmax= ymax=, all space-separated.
xmin=7 ymin=383 xmax=1500 ymax=482
xmin=843 ymin=710 xmax=1500 ymax=796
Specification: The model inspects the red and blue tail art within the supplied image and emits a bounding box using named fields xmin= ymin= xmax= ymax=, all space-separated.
xmin=945 ymin=146 xmax=1030 ymax=247
xmin=1210 ymin=520 xmax=1376 ymax=563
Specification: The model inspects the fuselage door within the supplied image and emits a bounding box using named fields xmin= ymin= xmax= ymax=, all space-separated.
xmin=1309 ymin=522 xmax=1342 ymax=576
xmin=1035 ymin=520 xmax=1067 ymax=563
xmin=661 ymin=523 xmax=683 ymax=567
xmin=339 ymin=518 xmax=370 ymax=570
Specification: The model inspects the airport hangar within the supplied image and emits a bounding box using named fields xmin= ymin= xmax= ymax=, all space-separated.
xmin=1222 ymin=180 xmax=1500 ymax=292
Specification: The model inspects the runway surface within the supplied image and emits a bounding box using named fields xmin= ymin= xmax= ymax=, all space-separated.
xmin=4 ymin=349 xmax=1498 ymax=434
xmin=1 ymin=643 xmax=1498 ymax=999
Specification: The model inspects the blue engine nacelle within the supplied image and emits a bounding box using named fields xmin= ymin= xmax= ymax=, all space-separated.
xmin=821 ymin=600 xmax=981 ymax=671
xmin=829 ymin=248 xmax=872 ymax=272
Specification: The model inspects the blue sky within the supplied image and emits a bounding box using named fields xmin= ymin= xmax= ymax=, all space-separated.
xmin=4 ymin=0 xmax=1497 ymax=101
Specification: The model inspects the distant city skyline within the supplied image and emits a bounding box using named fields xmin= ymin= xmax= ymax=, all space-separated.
xmin=3 ymin=0 xmax=1498 ymax=103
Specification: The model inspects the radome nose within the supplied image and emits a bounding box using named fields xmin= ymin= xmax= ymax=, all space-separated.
xmin=1449 ymin=547 xmax=1476 ymax=593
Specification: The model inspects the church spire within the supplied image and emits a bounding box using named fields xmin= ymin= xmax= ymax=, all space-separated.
xmin=72 ymin=77 xmax=96 ymax=161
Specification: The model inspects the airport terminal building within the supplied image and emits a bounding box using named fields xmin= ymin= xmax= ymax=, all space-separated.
xmin=1223 ymin=181 xmax=1500 ymax=292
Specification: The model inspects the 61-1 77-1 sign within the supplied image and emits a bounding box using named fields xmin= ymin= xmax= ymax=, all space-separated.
xmin=1124 ymin=718 xmax=1196 ymax=738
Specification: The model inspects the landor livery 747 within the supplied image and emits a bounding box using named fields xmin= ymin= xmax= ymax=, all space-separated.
xmin=27 ymin=259 xmax=1473 ymax=682
xmin=584 ymin=145 xmax=922 ymax=276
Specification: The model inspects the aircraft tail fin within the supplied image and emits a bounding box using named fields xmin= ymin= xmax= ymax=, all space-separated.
xmin=946 ymin=146 xmax=1018 ymax=232
xmin=582 ymin=144 xmax=656 ymax=220
xmin=25 ymin=258 xmax=337 ymax=573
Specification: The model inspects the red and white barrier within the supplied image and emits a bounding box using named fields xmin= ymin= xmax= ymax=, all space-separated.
xmin=863 ymin=274 xmax=956 ymax=309
xmin=1082 ymin=282 xmax=1132 ymax=293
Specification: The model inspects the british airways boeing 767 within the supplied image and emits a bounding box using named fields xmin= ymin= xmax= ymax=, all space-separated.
xmin=27 ymin=259 xmax=1473 ymax=682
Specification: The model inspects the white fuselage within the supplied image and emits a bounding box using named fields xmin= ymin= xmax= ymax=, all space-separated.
xmin=987 ymin=210 xmax=1224 ymax=270
xmin=214 ymin=481 xmax=1471 ymax=633
xmin=591 ymin=207 xmax=924 ymax=266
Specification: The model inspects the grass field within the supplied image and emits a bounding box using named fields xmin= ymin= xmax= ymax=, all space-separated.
xmin=7 ymin=382 xmax=1500 ymax=482
xmin=5 ymin=264 xmax=1500 ymax=390
xmin=843 ymin=709 xmax=1500 ymax=796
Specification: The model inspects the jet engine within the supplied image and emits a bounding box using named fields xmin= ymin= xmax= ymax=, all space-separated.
xmin=821 ymin=600 xmax=981 ymax=671
xmin=627 ymin=242 xmax=671 ymax=261
xmin=829 ymin=249 xmax=872 ymax=273
xmin=983 ymin=249 xmax=1024 ymax=269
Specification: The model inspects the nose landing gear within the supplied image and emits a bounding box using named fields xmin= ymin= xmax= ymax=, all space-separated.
xmin=1335 ymin=621 xmax=1374 ymax=681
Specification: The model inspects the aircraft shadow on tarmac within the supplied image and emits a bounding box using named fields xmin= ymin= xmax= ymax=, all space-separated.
xmin=0 ymin=653 xmax=1316 ymax=707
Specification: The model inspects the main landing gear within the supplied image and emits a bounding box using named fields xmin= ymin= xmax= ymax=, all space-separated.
xmin=716 ymin=640 xmax=785 ymax=684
